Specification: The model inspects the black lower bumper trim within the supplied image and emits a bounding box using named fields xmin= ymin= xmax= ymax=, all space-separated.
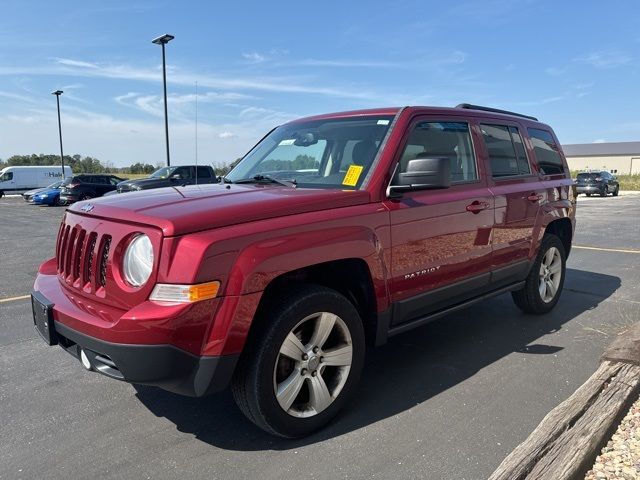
xmin=54 ymin=321 xmax=239 ymax=397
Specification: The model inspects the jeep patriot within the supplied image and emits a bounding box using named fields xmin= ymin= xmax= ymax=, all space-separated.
xmin=32 ymin=104 xmax=576 ymax=437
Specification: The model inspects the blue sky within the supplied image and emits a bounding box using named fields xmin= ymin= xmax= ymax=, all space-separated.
xmin=1 ymin=0 xmax=639 ymax=167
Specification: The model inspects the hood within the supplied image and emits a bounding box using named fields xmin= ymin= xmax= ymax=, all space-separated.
xmin=118 ymin=177 xmax=166 ymax=190
xmin=68 ymin=184 xmax=370 ymax=236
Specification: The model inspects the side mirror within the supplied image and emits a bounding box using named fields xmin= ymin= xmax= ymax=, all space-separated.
xmin=170 ymin=173 xmax=182 ymax=181
xmin=389 ymin=157 xmax=451 ymax=195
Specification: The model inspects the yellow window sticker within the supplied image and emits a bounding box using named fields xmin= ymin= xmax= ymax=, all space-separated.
xmin=342 ymin=164 xmax=364 ymax=186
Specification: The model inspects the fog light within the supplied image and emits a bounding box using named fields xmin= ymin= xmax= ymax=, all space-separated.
xmin=80 ymin=349 xmax=92 ymax=370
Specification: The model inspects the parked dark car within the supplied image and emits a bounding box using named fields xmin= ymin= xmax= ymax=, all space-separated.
xmin=116 ymin=165 xmax=217 ymax=193
xmin=59 ymin=174 xmax=126 ymax=204
xmin=23 ymin=180 xmax=64 ymax=202
xmin=575 ymin=171 xmax=619 ymax=197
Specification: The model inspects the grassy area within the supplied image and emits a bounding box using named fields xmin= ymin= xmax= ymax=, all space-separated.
xmin=120 ymin=173 xmax=149 ymax=180
xmin=571 ymin=171 xmax=640 ymax=191
xmin=617 ymin=175 xmax=640 ymax=191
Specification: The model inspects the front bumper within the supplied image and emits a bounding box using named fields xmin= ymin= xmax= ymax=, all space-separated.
xmin=59 ymin=193 xmax=79 ymax=203
xmin=51 ymin=319 xmax=238 ymax=397
xmin=32 ymin=264 xmax=250 ymax=397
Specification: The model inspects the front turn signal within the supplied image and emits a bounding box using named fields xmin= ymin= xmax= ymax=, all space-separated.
xmin=149 ymin=281 xmax=220 ymax=303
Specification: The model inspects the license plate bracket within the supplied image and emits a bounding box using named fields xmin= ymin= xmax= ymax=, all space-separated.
xmin=31 ymin=291 xmax=57 ymax=346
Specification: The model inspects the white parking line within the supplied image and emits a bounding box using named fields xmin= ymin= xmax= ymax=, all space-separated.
xmin=573 ymin=245 xmax=640 ymax=254
xmin=0 ymin=294 xmax=30 ymax=304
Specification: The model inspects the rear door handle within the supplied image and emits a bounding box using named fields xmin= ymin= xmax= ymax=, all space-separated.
xmin=526 ymin=193 xmax=543 ymax=203
xmin=466 ymin=200 xmax=490 ymax=214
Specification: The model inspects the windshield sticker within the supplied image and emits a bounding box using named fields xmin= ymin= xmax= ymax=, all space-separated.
xmin=342 ymin=164 xmax=364 ymax=187
xmin=377 ymin=119 xmax=390 ymax=125
xmin=278 ymin=139 xmax=296 ymax=146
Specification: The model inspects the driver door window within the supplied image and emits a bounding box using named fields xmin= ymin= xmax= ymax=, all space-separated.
xmin=395 ymin=121 xmax=478 ymax=183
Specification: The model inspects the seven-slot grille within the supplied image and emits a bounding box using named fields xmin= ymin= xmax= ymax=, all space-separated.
xmin=56 ymin=222 xmax=111 ymax=291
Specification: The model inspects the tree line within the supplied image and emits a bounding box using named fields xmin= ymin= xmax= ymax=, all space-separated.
xmin=0 ymin=154 xmax=237 ymax=176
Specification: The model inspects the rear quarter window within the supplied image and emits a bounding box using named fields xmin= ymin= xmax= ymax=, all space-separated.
xmin=528 ymin=128 xmax=565 ymax=175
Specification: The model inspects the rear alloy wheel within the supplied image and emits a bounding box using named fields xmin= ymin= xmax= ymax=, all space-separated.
xmin=512 ymin=234 xmax=566 ymax=314
xmin=79 ymin=194 xmax=93 ymax=201
xmin=232 ymin=285 xmax=365 ymax=438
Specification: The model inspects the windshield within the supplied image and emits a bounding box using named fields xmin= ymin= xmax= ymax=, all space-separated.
xmin=47 ymin=180 xmax=64 ymax=189
xmin=150 ymin=167 xmax=177 ymax=179
xmin=225 ymin=115 xmax=395 ymax=189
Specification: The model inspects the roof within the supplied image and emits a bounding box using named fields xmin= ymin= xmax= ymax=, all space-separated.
xmin=562 ymin=141 xmax=640 ymax=157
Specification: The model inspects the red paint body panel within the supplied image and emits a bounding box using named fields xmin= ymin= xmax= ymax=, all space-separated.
xmin=35 ymin=105 xmax=576 ymax=370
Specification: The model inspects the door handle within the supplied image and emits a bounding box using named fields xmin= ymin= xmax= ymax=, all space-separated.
xmin=526 ymin=193 xmax=542 ymax=203
xmin=466 ymin=200 xmax=490 ymax=214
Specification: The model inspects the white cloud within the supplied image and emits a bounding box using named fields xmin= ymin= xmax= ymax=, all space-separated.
xmin=218 ymin=131 xmax=236 ymax=138
xmin=574 ymin=51 xmax=632 ymax=69
xmin=0 ymin=91 xmax=37 ymax=103
xmin=242 ymin=52 xmax=266 ymax=63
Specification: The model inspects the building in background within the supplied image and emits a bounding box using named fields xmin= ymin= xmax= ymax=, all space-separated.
xmin=562 ymin=141 xmax=640 ymax=175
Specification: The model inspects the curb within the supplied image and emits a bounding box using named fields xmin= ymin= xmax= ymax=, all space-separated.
xmin=488 ymin=322 xmax=640 ymax=480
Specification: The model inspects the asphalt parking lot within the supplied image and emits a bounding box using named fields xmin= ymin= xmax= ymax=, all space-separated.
xmin=1 ymin=194 xmax=639 ymax=480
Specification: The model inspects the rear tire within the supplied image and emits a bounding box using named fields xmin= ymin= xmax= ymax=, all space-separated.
xmin=600 ymin=187 xmax=607 ymax=197
xmin=79 ymin=194 xmax=93 ymax=201
xmin=0 ymin=191 xmax=4 ymax=198
xmin=232 ymin=284 xmax=365 ymax=438
xmin=512 ymin=234 xmax=566 ymax=315
xmin=586 ymin=193 xmax=591 ymax=197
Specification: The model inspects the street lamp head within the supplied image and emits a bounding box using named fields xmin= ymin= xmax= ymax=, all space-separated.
xmin=52 ymin=90 xmax=64 ymax=96
xmin=152 ymin=34 xmax=175 ymax=45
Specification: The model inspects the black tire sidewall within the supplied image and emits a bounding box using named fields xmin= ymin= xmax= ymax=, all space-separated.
xmin=248 ymin=286 xmax=365 ymax=437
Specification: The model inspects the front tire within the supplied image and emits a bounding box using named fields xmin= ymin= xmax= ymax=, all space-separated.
xmin=613 ymin=186 xmax=619 ymax=197
xmin=79 ymin=194 xmax=93 ymax=201
xmin=232 ymin=285 xmax=365 ymax=438
xmin=512 ymin=234 xmax=566 ymax=314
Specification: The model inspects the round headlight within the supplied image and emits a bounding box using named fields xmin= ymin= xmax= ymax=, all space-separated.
xmin=123 ymin=234 xmax=153 ymax=287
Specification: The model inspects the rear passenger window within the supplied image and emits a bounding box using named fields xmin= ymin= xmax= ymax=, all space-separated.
xmin=481 ymin=124 xmax=530 ymax=177
xmin=528 ymin=128 xmax=565 ymax=175
xmin=397 ymin=121 xmax=477 ymax=182
xmin=197 ymin=166 xmax=212 ymax=179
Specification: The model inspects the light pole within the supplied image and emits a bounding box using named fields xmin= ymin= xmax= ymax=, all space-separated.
xmin=52 ymin=90 xmax=66 ymax=179
xmin=152 ymin=33 xmax=174 ymax=167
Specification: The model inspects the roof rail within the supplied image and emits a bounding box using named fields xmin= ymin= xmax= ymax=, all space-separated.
xmin=455 ymin=103 xmax=538 ymax=121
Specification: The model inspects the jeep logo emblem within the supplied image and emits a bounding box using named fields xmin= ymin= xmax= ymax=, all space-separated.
xmin=80 ymin=204 xmax=94 ymax=212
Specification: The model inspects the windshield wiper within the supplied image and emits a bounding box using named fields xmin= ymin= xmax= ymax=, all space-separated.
xmin=229 ymin=174 xmax=297 ymax=188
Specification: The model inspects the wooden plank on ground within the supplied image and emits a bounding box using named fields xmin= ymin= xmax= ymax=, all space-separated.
xmin=488 ymin=361 xmax=640 ymax=480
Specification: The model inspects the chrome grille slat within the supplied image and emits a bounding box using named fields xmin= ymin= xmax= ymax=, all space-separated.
xmin=84 ymin=233 xmax=98 ymax=287
xmin=73 ymin=229 xmax=86 ymax=282
xmin=98 ymin=236 xmax=111 ymax=288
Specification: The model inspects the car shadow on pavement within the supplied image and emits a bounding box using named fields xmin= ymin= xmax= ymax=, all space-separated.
xmin=133 ymin=268 xmax=621 ymax=451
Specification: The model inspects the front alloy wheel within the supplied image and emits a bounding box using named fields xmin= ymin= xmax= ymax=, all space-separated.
xmin=274 ymin=312 xmax=353 ymax=417
xmin=232 ymin=285 xmax=365 ymax=438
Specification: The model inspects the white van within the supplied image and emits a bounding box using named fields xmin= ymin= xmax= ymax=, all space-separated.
xmin=0 ymin=165 xmax=73 ymax=197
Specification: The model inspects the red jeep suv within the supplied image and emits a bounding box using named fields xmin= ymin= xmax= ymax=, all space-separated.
xmin=32 ymin=104 xmax=575 ymax=437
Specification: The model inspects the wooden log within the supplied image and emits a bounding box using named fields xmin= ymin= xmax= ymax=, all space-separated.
xmin=488 ymin=361 xmax=640 ymax=480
